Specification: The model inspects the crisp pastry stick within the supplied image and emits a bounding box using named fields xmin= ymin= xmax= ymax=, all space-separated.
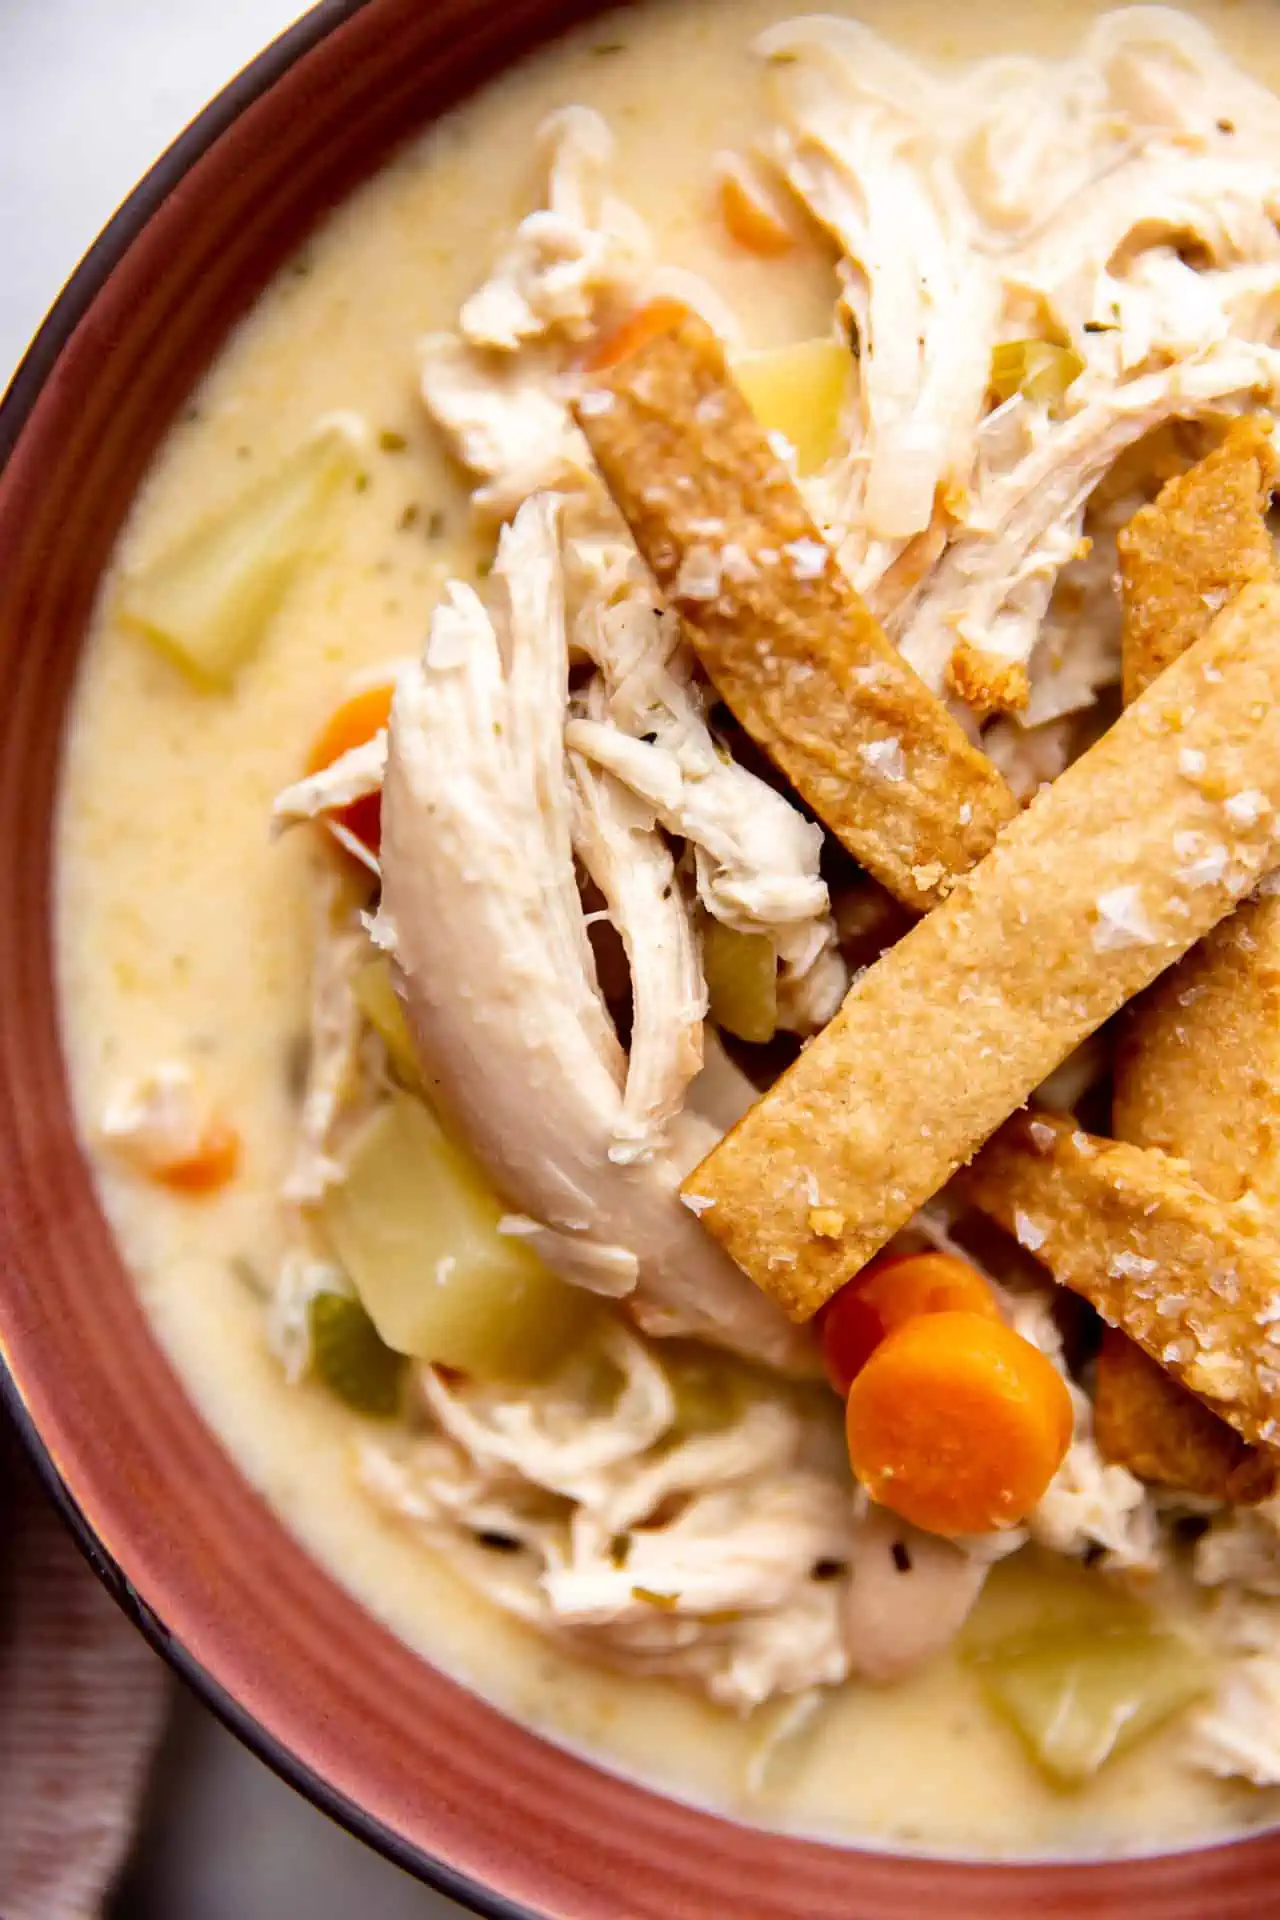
xmin=966 ymin=1113 xmax=1280 ymax=1456
xmin=684 ymin=582 xmax=1280 ymax=1319
xmin=574 ymin=309 xmax=1017 ymax=913
xmin=1092 ymin=1327 xmax=1275 ymax=1504
xmin=1117 ymin=417 xmax=1276 ymax=704
xmin=1104 ymin=423 xmax=1280 ymax=1492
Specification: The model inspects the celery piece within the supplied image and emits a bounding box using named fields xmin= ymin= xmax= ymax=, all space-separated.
xmin=703 ymin=918 xmax=778 ymax=1045
xmin=665 ymin=1341 xmax=755 ymax=1435
xmin=353 ymin=957 xmax=423 ymax=1091
xmin=307 ymin=1289 xmax=405 ymax=1417
xmin=118 ymin=418 xmax=359 ymax=686
xmin=319 ymin=1093 xmax=591 ymax=1380
xmin=732 ymin=339 xmax=853 ymax=476
xmin=989 ymin=340 xmax=1085 ymax=409
xmin=971 ymin=1622 xmax=1212 ymax=1787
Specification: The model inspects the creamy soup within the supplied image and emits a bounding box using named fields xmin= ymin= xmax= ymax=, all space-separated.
xmin=57 ymin=0 xmax=1280 ymax=1862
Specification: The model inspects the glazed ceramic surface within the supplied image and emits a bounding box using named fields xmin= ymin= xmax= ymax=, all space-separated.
xmin=4 ymin=0 xmax=1280 ymax=1911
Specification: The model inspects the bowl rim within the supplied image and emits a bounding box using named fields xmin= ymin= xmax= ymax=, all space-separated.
xmin=0 ymin=5 xmax=529 ymax=1913
xmin=3 ymin=3 xmax=1280 ymax=1913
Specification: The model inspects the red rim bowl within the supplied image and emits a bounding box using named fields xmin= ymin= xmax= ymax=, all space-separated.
xmin=1 ymin=3 xmax=1278 ymax=1913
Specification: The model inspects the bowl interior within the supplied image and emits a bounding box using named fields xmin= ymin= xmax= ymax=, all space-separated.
xmin=1 ymin=1 xmax=1279 ymax=1914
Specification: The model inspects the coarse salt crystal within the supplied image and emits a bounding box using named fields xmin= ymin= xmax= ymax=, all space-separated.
xmin=1256 ymin=868 xmax=1280 ymax=897
xmin=1201 ymin=587 xmax=1229 ymax=612
xmin=1028 ymin=1120 xmax=1056 ymax=1151
xmin=859 ymin=738 xmax=905 ymax=782
xmin=1092 ymin=884 xmax=1157 ymax=952
xmin=1014 ymin=1210 xmax=1046 ymax=1252
xmin=1178 ymin=747 xmax=1207 ymax=779
xmin=1172 ymin=831 xmax=1229 ymax=889
xmin=767 ymin=430 xmax=797 ymax=465
xmin=577 ymin=388 xmax=615 ymax=417
xmin=681 ymin=1192 xmax=716 ymax=1216
xmin=959 ymin=802 xmax=973 ymax=826
xmin=851 ymin=664 xmax=887 ymax=688
xmin=1108 ymin=1250 xmax=1159 ymax=1281
xmin=720 ymin=542 xmax=758 ymax=582
xmin=783 ymin=537 xmax=830 ymax=581
xmin=1226 ymin=789 xmax=1269 ymax=828
xmin=673 ymin=544 xmax=722 ymax=601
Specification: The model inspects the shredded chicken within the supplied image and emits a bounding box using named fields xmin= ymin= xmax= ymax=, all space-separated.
xmin=1187 ymin=1595 xmax=1280 ymax=1786
xmin=760 ymin=15 xmax=997 ymax=588
xmin=361 ymin=1321 xmax=852 ymax=1708
xmin=284 ymin=865 xmax=379 ymax=1203
xmin=377 ymin=494 xmax=813 ymax=1372
xmin=565 ymin=559 xmax=847 ymax=1033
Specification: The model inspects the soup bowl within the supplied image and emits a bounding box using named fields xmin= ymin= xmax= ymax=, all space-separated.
xmin=1 ymin=3 xmax=1278 ymax=1913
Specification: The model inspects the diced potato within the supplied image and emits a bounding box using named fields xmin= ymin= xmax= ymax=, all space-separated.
xmin=731 ymin=339 xmax=853 ymax=477
xmin=353 ymin=957 xmax=423 ymax=1090
xmin=703 ymin=918 xmax=778 ymax=1045
xmin=970 ymin=1620 xmax=1211 ymax=1787
xmin=307 ymin=1289 xmax=405 ymax=1417
xmin=118 ymin=418 xmax=360 ymax=686
xmin=989 ymin=340 xmax=1085 ymax=409
xmin=318 ymin=1092 xmax=592 ymax=1380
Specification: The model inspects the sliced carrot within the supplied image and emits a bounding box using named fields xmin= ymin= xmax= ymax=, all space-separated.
xmin=845 ymin=1310 xmax=1074 ymax=1537
xmin=715 ymin=153 xmax=796 ymax=257
xmin=154 ymin=1116 xmax=242 ymax=1195
xmin=583 ymin=297 xmax=693 ymax=375
xmin=818 ymin=1251 xmax=1001 ymax=1395
xmin=305 ymin=680 xmax=395 ymax=857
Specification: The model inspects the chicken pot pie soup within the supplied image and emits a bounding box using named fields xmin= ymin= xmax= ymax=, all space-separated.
xmin=57 ymin=0 xmax=1280 ymax=1861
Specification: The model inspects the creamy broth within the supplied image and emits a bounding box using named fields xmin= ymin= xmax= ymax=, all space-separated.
xmin=57 ymin=0 xmax=1280 ymax=1860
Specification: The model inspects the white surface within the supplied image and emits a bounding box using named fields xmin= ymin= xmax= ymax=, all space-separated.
xmin=3 ymin=4 xmax=468 ymax=1914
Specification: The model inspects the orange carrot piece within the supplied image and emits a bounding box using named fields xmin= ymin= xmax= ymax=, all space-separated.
xmin=715 ymin=154 xmax=796 ymax=256
xmin=819 ymin=1252 xmax=1001 ymax=1395
xmin=845 ymin=1310 xmax=1073 ymax=1537
xmin=305 ymin=681 xmax=395 ymax=856
xmin=582 ymin=297 xmax=693 ymax=374
xmin=154 ymin=1117 xmax=242 ymax=1195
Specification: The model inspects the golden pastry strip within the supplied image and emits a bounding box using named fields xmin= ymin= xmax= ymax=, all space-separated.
xmin=1102 ymin=423 xmax=1280 ymax=1490
xmin=574 ymin=309 xmax=1017 ymax=913
xmin=1117 ymin=417 xmax=1276 ymax=704
xmin=966 ymin=1113 xmax=1280 ymax=1456
xmin=1092 ymin=1327 xmax=1275 ymax=1504
xmin=684 ymin=582 xmax=1280 ymax=1319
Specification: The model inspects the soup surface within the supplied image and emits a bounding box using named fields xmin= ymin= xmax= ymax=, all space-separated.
xmin=57 ymin=0 xmax=1280 ymax=1861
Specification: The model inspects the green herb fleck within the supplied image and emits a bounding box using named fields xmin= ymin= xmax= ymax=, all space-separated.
xmin=632 ymin=1585 xmax=680 ymax=1611
xmin=591 ymin=39 xmax=626 ymax=55
xmin=397 ymin=503 xmax=421 ymax=532
xmin=426 ymin=508 xmax=447 ymax=540
xmin=609 ymin=1534 xmax=632 ymax=1568
xmin=354 ymin=471 xmax=370 ymax=494
xmin=378 ymin=428 xmax=408 ymax=453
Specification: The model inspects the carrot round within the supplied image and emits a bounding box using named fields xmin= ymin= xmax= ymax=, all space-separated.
xmin=155 ymin=1116 xmax=241 ymax=1195
xmin=305 ymin=680 xmax=395 ymax=857
xmin=819 ymin=1251 xmax=1001 ymax=1395
xmin=845 ymin=1310 xmax=1074 ymax=1537
xmin=582 ymin=297 xmax=692 ymax=374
